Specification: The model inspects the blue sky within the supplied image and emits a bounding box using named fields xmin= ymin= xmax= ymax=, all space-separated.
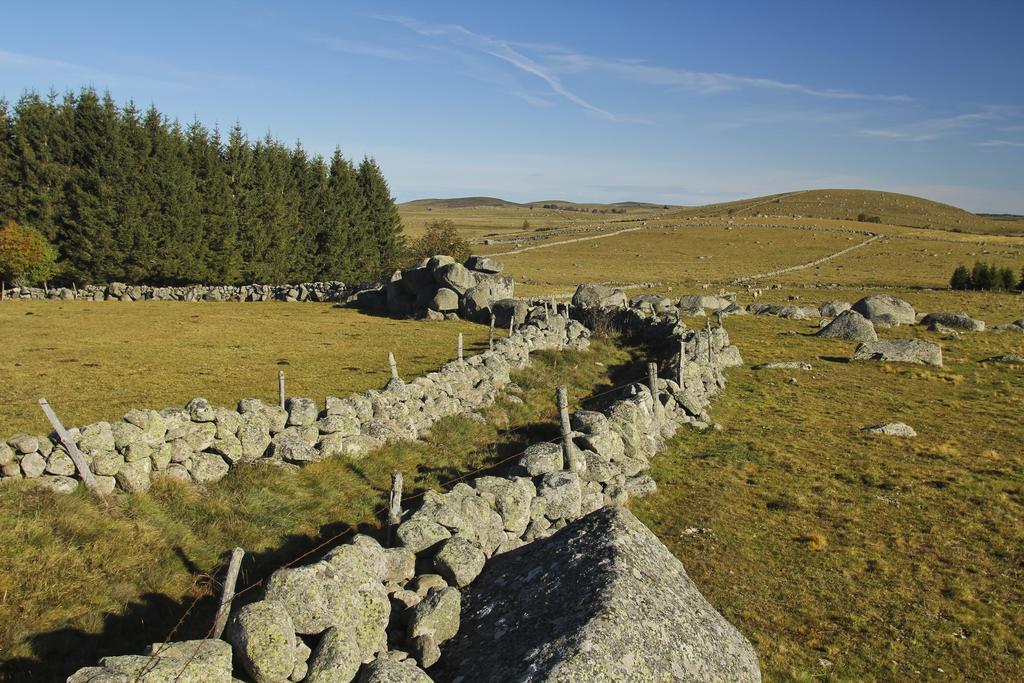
xmin=2 ymin=1 xmax=1022 ymax=211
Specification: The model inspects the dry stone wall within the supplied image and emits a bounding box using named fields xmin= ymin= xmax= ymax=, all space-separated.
xmin=1 ymin=312 xmax=591 ymax=495
xmin=67 ymin=289 xmax=757 ymax=682
xmin=1 ymin=281 xmax=352 ymax=303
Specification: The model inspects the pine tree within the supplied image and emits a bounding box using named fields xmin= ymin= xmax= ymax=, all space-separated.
xmin=317 ymin=149 xmax=367 ymax=281
xmin=950 ymin=264 xmax=971 ymax=290
xmin=0 ymin=98 xmax=18 ymax=221
xmin=109 ymin=100 xmax=157 ymax=282
xmin=61 ymin=88 xmax=122 ymax=283
xmin=357 ymin=156 xmax=404 ymax=280
xmin=11 ymin=91 xmax=73 ymax=244
xmin=190 ymin=122 xmax=239 ymax=284
xmin=998 ymin=266 xmax=1016 ymax=291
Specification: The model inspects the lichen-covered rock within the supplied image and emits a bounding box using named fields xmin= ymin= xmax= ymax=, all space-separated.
xmin=434 ymin=535 xmax=487 ymax=587
xmin=271 ymin=430 xmax=319 ymax=463
xmin=358 ymin=656 xmax=433 ymax=682
xmin=396 ymin=518 xmax=452 ymax=554
xmin=538 ymin=471 xmax=583 ymax=521
xmin=435 ymin=507 xmax=761 ymax=682
xmin=287 ymin=397 xmax=318 ymax=427
xmin=408 ymin=586 xmax=461 ymax=644
xmin=19 ymin=452 xmax=46 ymax=478
xmin=519 ymin=441 xmax=563 ymax=476
xmin=115 ymin=458 xmax=152 ymax=492
xmin=306 ymin=625 xmax=362 ymax=683
xmin=68 ymin=639 xmax=233 ymax=682
xmin=186 ymin=397 xmax=217 ymax=422
xmin=190 ymin=452 xmax=229 ymax=484
xmin=78 ymin=422 xmax=116 ymax=454
xmin=226 ymin=600 xmax=297 ymax=683
xmin=472 ymin=476 xmax=535 ymax=535
xmin=7 ymin=433 xmax=39 ymax=454
xmin=862 ymin=421 xmax=917 ymax=438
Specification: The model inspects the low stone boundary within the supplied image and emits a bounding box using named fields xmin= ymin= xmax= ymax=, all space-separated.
xmin=67 ymin=294 xmax=752 ymax=681
xmin=1 ymin=312 xmax=591 ymax=495
xmin=1 ymin=280 xmax=352 ymax=303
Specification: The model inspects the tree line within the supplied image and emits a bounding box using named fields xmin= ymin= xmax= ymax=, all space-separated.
xmin=950 ymin=262 xmax=1023 ymax=292
xmin=0 ymin=88 xmax=404 ymax=286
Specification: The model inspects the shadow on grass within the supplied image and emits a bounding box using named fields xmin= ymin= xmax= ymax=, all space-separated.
xmin=818 ymin=355 xmax=850 ymax=364
xmin=4 ymin=338 xmax=649 ymax=682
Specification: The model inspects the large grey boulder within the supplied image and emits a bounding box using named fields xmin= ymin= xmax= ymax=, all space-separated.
xmin=225 ymin=600 xmax=297 ymax=683
xmin=920 ymin=311 xmax=985 ymax=332
xmin=435 ymin=507 xmax=760 ymax=682
xmin=306 ymin=625 xmax=363 ymax=683
xmin=435 ymin=263 xmax=477 ymax=295
xmin=429 ymin=287 xmax=460 ymax=312
xmin=491 ymin=298 xmax=529 ymax=326
xmin=815 ymin=310 xmax=877 ymax=342
xmin=852 ymin=339 xmax=943 ymax=366
xmin=358 ymin=657 xmax=433 ymax=682
xmin=678 ymin=294 xmax=731 ymax=311
xmin=862 ymin=422 xmax=917 ymax=438
xmin=465 ymin=255 xmax=504 ymax=273
xmin=68 ymin=639 xmax=234 ymax=682
xmin=433 ymin=534 xmax=486 ymax=587
xmin=572 ymin=283 xmax=627 ymax=309
xmin=818 ymin=300 xmax=852 ymax=317
xmin=851 ymin=295 xmax=916 ymax=326
xmin=519 ymin=441 xmax=563 ymax=476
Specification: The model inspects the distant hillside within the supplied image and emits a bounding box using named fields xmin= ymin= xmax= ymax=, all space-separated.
xmin=666 ymin=189 xmax=1024 ymax=236
xmin=401 ymin=197 xmax=524 ymax=209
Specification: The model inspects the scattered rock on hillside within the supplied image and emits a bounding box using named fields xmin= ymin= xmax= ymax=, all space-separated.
xmin=991 ymin=320 xmax=1024 ymax=334
xmin=435 ymin=507 xmax=761 ymax=682
xmin=819 ymin=300 xmax=852 ymax=317
xmin=852 ymin=339 xmax=943 ymax=366
xmin=851 ymin=295 xmax=917 ymax=326
xmin=815 ymin=310 xmax=878 ymax=342
xmin=678 ymin=294 xmax=731 ymax=311
xmin=572 ymin=283 xmax=627 ymax=309
xmin=979 ymin=354 xmax=1024 ymax=365
xmin=920 ymin=311 xmax=985 ymax=331
xmin=752 ymin=361 xmax=813 ymax=371
xmin=862 ymin=422 xmax=917 ymax=438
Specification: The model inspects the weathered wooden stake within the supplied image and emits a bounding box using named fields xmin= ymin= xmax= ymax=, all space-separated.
xmin=388 ymin=351 xmax=399 ymax=381
xmin=457 ymin=333 xmax=464 ymax=362
xmin=387 ymin=470 xmax=404 ymax=546
xmin=488 ymin=314 xmax=495 ymax=350
xmin=556 ymin=386 xmax=581 ymax=472
xmin=211 ymin=547 xmax=245 ymax=639
xmin=72 ymin=281 xmax=78 ymax=298
xmin=278 ymin=370 xmax=286 ymax=410
xmin=705 ymin=318 xmax=714 ymax=365
xmin=508 ymin=317 xmax=514 ymax=336
xmin=38 ymin=398 xmax=101 ymax=496
xmin=677 ymin=339 xmax=686 ymax=391
xmin=647 ymin=362 xmax=664 ymax=422
xmin=1 ymin=280 xmax=5 ymax=302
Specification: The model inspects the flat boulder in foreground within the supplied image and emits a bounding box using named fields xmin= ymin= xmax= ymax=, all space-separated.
xmin=852 ymin=339 xmax=943 ymax=366
xmin=435 ymin=507 xmax=761 ymax=682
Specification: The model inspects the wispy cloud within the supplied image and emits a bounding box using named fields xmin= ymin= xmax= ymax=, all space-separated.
xmin=310 ymin=36 xmax=417 ymax=62
xmin=362 ymin=15 xmax=908 ymax=123
xmin=546 ymin=52 xmax=911 ymax=102
xmin=378 ymin=15 xmax=623 ymax=121
xmin=0 ymin=49 xmax=189 ymax=91
xmin=859 ymin=111 xmax=1004 ymax=142
xmin=977 ymin=139 xmax=1024 ymax=148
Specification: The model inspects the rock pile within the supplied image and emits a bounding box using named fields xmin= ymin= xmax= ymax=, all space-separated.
xmin=1 ymin=313 xmax=590 ymax=494
xmin=355 ymin=256 xmax=515 ymax=322
xmin=2 ymin=281 xmax=351 ymax=303
xmin=67 ymin=294 xmax=754 ymax=682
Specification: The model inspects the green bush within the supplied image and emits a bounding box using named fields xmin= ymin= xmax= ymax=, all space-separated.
xmin=404 ymin=219 xmax=470 ymax=266
xmin=0 ymin=220 xmax=59 ymax=286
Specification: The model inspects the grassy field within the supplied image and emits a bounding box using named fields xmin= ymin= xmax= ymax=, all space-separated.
xmin=634 ymin=312 xmax=1024 ymax=681
xmin=0 ymin=303 xmax=495 ymax=436
xmin=0 ymin=340 xmax=639 ymax=681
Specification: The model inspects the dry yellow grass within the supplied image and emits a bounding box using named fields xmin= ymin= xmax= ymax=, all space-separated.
xmin=0 ymin=302 xmax=493 ymax=435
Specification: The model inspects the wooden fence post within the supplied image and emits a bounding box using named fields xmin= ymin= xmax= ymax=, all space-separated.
xmin=556 ymin=386 xmax=581 ymax=472
xmin=72 ymin=281 xmax=78 ymax=299
xmin=278 ymin=370 xmax=286 ymax=410
xmin=647 ymin=362 xmax=664 ymax=423
xmin=457 ymin=333 xmax=464 ymax=363
xmin=211 ymin=547 xmax=245 ymax=639
xmin=388 ymin=352 xmax=399 ymax=381
xmin=387 ymin=470 xmax=403 ymax=546
xmin=705 ymin=318 xmax=714 ymax=365
xmin=677 ymin=339 xmax=686 ymax=392
xmin=508 ymin=317 xmax=514 ymax=336
xmin=38 ymin=398 xmax=101 ymax=496
xmin=1 ymin=280 xmax=5 ymax=302
xmin=488 ymin=314 xmax=495 ymax=351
